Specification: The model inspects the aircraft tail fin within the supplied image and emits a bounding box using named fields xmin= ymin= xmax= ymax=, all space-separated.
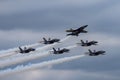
xmin=43 ymin=37 xmax=47 ymax=43
xmin=48 ymin=38 xmax=51 ymax=41
xmin=58 ymin=48 xmax=60 ymax=51
xmin=81 ymin=40 xmax=84 ymax=44
xmin=19 ymin=47 xmax=23 ymax=53
xmin=86 ymin=40 xmax=88 ymax=43
xmin=53 ymin=48 xmax=57 ymax=54
xmin=88 ymin=49 xmax=92 ymax=54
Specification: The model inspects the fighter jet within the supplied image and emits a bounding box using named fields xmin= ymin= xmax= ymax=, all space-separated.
xmin=85 ymin=49 xmax=105 ymax=56
xmin=66 ymin=25 xmax=88 ymax=36
xmin=77 ymin=40 xmax=98 ymax=47
xmin=18 ymin=47 xmax=35 ymax=53
xmin=40 ymin=37 xmax=60 ymax=44
xmin=52 ymin=47 xmax=70 ymax=54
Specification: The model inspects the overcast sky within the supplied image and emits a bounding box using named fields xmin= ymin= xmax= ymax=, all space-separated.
xmin=0 ymin=0 xmax=120 ymax=80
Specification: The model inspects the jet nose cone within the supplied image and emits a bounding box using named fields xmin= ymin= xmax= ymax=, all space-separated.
xmin=56 ymin=39 xmax=60 ymax=42
xmin=84 ymin=25 xmax=88 ymax=27
xmin=32 ymin=49 xmax=35 ymax=51
xmin=95 ymin=41 xmax=98 ymax=43
xmin=102 ymin=51 xmax=106 ymax=53
xmin=57 ymin=39 xmax=60 ymax=41
xmin=66 ymin=49 xmax=70 ymax=52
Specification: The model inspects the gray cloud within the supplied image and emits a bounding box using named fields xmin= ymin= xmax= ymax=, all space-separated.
xmin=0 ymin=0 xmax=120 ymax=80
xmin=0 ymin=70 xmax=119 ymax=80
xmin=0 ymin=0 xmax=120 ymax=34
xmin=0 ymin=0 xmax=107 ymax=15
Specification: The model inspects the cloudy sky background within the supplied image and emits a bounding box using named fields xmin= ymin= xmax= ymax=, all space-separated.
xmin=0 ymin=0 xmax=120 ymax=80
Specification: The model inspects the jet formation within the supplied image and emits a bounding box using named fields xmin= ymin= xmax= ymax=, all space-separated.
xmin=16 ymin=25 xmax=105 ymax=56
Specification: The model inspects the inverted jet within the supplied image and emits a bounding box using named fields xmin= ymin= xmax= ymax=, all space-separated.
xmin=66 ymin=25 xmax=88 ymax=36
